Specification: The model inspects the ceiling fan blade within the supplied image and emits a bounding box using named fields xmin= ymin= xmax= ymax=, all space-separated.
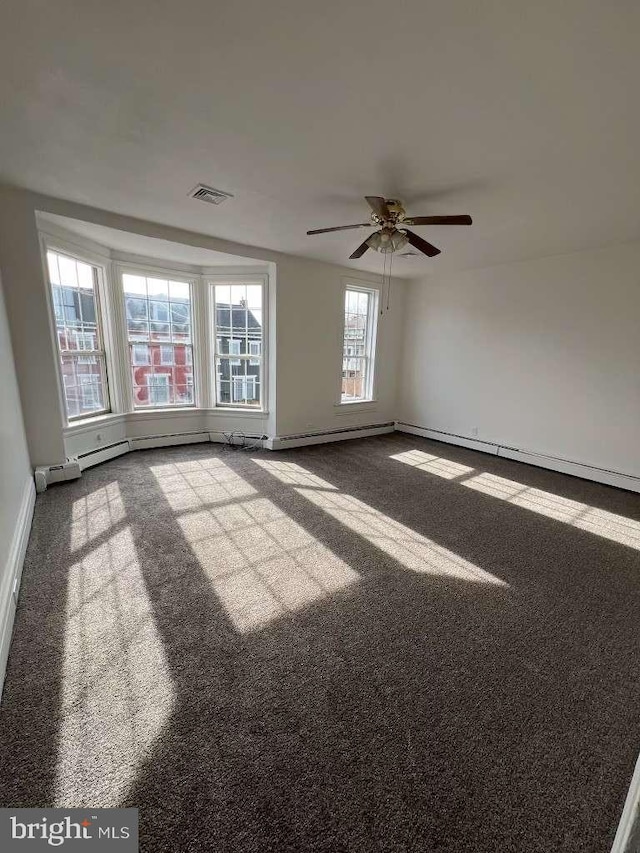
xmin=365 ymin=196 xmax=391 ymax=219
xmin=306 ymin=223 xmax=371 ymax=235
xmin=404 ymin=230 xmax=441 ymax=257
xmin=403 ymin=215 xmax=472 ymax=226
xmin=349 ymin=239 xmax=371 ymax=259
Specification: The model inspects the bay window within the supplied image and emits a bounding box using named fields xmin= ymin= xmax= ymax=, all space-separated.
xmin=43 ymin=232 xmax=271 ymax=423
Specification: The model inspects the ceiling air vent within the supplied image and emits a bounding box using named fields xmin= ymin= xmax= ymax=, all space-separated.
xmin=188 ymin=184 xmax=234 ymax=205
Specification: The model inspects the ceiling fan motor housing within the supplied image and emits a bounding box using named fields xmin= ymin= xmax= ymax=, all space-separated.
xmin=306 ymin=196 xmax=471 ymax=259
xmin=366 ymin=228 xmax=409 ymax=253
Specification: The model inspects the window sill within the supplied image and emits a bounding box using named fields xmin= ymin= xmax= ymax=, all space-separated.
xmin=334 ymin=400 xmax=378 ymax=415
xmin=64 ymin=412 xmax=126 ymax=434
xmin=209 ymin=407 xmax=268 ymax=417
xmin=128 ymin=407 xmax=203 ymax=420
xmin=126 ymin=407 xmax=268 ymax=420
xmin=63 ymin=407 xmax=269 ymax=433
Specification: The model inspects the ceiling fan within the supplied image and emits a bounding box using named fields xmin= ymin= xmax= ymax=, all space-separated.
xmin=306 ymin=196 xmax=472 ymax=259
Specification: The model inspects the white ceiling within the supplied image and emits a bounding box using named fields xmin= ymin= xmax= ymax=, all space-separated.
xmin=2 ymin=0 xmax=640 ymax=278
xmin=37 ymin=213 xmax=263 ymax=267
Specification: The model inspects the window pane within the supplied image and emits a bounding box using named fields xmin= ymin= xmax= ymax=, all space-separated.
xmin=47 ymin=252 xmax=60 ymax=285
xmin=127 ymin=297 xmax=148 ymax=321
xmin=123 ymin=274 xmax=147 ymax=296
xmin=218 ymin=379 xmax=232 ymax=405
xmin=169 ymin=281 xmax=189 ymax=301
xmin=123 ymin=272 xmax=195 ymax=408
xmin=148 ymin=278 xmax=168 ymax=299
xmin=58 ymin=255 xmax=78 ymax=287
xmin=132 ymin=344 xmax=150 ymax=365
xmin=60 ymin=354 xmax=108 ymax=418
xmin=150 ymin=321 xmax=171 ymax=340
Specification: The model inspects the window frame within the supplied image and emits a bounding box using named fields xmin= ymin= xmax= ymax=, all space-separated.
xmin=117 ymin=263 xmax=199 ymax=411
xmin=42 ymin=241 xmax=113 ymax=423
xmin=338 ymin=281 xmax=380 ymax=406
xmin=208 ymin=274 xmax=268 ymax=412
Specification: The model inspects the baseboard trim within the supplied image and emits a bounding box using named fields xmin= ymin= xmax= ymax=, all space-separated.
xmin=129 ymin=431 xmax=211 ymax=451
xmin=394 ymin=423 xmax=500 ymax=456
xmin=77 ymin=440 xmax=131 ymax=471
xmin=611 ymin=751 xmax=640 ymax=853
xmin=267 ymin=423 xmax=395 ymax=450
xmin=0 ymin=477 xmax=36 ymax=701
xmin=497 ymin=447 xmax=640 ymax=493
xmin=395 ymin=422 xmax=640 ymax=494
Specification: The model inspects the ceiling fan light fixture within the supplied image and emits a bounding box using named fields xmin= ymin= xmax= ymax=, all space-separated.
xmin=366 ymin=230 xmax=409 ymax=254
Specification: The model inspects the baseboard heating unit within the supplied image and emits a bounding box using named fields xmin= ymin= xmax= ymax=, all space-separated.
xmin=395 ymin=422 xmax=640 ymax=494
xmin=267 ymin=422 xmax=394 ymax=450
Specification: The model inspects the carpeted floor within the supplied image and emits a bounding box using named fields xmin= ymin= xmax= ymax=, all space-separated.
xmin=1 ymin=433 xmax=640 ymax=852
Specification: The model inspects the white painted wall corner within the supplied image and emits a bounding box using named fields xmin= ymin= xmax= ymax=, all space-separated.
xmin=0 ymin=478 xmax=36 ymax=700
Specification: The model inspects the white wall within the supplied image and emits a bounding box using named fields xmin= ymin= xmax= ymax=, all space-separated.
xmin=398 ymin=241 xmax=640 ymax=477
xmin=0 ymin=191 xmax=66 ymax=464
xmin=0 ymin=267 xmax=34 ymax=691
xmin=0 ymin=185 xmax=405 ymax=464
xmin=275 ymin=255 xmax=403 ymax=436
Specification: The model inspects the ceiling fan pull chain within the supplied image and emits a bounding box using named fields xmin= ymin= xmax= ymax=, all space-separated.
xmin=387 ymin=251 xmax=393 ymax=311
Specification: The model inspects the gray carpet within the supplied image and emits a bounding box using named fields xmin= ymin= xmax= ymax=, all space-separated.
xmin=1 ymin=433 xmax=640 ymax=852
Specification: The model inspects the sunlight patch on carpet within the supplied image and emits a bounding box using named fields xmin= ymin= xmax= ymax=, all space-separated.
xmin=390 ymin=449 xmax=475 ymax=480
xmin=177 ymin=496 xmax=359 ymax=632
xmin=56 ymin=527 xmax=175 ymax=807
xmin=70 ymin=482 xmax=126 ymax=552
xmin=253 ymin=459 xmax=338 ymax=489
xmin=149 ymin=458 xmax=257 ymax=512
xmin=151 ymin=460 xmax=359 ymax=633
xmin=296 ymin=487 xmax=507 ymax=586
xmin=463 ymin=471 xmax=640 ymax=550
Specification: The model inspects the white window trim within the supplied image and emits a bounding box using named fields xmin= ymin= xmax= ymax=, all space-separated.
xmin=40 ymin=236 xmax=113 ymax=424
xmin=208 ymin=274 xmax=268 ymax=413
xmin=337 ymin=279 xmax=380 ymax=406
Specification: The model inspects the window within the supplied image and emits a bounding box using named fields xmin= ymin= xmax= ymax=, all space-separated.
xmin=132 ymin=344 xmax=150 ymax=365
xmin=46 ymin=250 xmax=110 ymax=420
xmin=212 ymin=281 xmax=264 ymax=408
xmin=80 ymin=376 xmax=101 ymax=408
xmin=341 ymin=286 xmax=378 ymax=402
xmin=229 ymin=338 xmax=242 ymax=366
xmin=147 ymin=374 xmax=170 ymax=405
xmin=122 ymin=273 xmax=195 ymax=408
xmin=249 ymin=340 xmax=261 ymax=365
xmin=232 ymin=375 xmax=257 ymax=403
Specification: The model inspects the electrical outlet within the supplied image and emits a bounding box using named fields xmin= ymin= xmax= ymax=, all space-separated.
xmin=96 ymin=433 xmax=102 ymax=443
